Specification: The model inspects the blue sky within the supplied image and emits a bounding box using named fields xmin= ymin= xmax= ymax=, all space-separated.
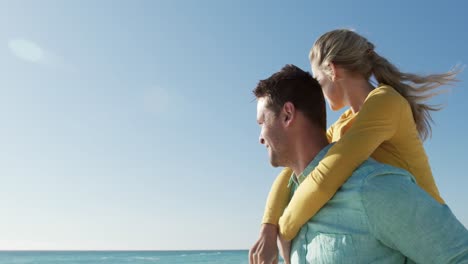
xmin=0 ymin=0 xmax=467 ymax=250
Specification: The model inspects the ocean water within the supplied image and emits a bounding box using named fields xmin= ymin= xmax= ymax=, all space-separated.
xmin=0 ymin=250 xmax=250 ymax=264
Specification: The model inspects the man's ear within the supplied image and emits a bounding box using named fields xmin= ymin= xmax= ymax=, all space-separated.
xmin=282 ymin=102 xmax=295 ymax=126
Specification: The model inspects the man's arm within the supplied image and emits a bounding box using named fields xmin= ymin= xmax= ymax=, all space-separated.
xmin=362 ymin=171 xmax=468 ymax=263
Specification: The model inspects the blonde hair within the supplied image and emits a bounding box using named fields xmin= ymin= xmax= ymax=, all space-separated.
xmin=309 ymin=29 xmax=461 ymax=140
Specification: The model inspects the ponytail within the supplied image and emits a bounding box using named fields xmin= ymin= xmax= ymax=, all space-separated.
xmin=370 ymin=51 xmax=460 ymax=140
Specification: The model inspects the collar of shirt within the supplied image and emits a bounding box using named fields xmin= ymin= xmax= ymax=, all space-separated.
xmin=287 ymin=144 xmax=334 ymax=188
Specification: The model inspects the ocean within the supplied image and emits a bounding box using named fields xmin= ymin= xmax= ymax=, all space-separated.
xmin=0 ymin=250 xmax=251 ymax=264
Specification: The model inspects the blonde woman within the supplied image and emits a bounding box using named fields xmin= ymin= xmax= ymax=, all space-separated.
xmin=249 ymin=29 xmax=461 ymax=263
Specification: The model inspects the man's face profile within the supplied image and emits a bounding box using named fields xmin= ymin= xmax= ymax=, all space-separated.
xmin=256 ymin=97 xmax=287 ymax=168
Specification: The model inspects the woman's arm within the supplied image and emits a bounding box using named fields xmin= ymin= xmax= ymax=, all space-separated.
xmin=262 ymin=167 xmax=293 ymax=225
xmin=279 ymin=87 xmax=404 ymax=240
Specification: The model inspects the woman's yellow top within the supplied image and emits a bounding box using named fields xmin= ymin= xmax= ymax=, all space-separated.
xmin=262 ymin=84 xmax=445 ymax=241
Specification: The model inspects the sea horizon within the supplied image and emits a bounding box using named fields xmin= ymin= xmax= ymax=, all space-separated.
xmin=0 ymin=250 xmax=252 ymax=264
xmin=0 ymin=249 xmax=249 ymax=251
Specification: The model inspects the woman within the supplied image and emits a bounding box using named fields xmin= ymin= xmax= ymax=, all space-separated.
xmin=250 ymin=29 xmax=460 ymax=264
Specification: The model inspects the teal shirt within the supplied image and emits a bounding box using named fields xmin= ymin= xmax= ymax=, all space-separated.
xmin=289 ymin=144 xmax=468 ymax=264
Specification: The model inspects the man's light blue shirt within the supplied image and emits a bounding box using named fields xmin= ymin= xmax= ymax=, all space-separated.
xmin=289 ymin=144 xmax=468 ymax=264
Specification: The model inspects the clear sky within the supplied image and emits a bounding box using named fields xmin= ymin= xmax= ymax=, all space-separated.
xmin=0 ymin=0 xmax=467 ymax=250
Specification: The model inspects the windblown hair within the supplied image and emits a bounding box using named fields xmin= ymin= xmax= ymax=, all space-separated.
xmin=253 ymin=64 xmax=326 ymax=130
xmin=309 ymin=29 xmax=461 ymax=140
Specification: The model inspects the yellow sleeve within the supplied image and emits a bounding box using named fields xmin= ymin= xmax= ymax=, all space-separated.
xmin=261 ymin=167 xmax=293 ymax=225
xmin=278 ymin=88 xmax=404 ymax=240
xmin=326 ymin=124 xmax=334 ymax=143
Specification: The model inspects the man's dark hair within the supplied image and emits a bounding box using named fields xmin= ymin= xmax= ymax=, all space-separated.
xmin=253 ymin=64 xmax=326 ymax=130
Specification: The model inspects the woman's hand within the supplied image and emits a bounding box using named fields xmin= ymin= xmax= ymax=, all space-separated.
xmin=249 ymin=224 xmax=279 ymax=264
xmin=278 ymin=235 xmax=291 ymax=264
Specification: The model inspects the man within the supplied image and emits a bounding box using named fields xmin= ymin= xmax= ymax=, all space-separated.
xmin=249 ymin=64 xmax=468 ymax=263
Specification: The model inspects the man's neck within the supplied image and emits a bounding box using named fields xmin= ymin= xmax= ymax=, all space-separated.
xmin=289 ymin=133 xmax=329 ymax=177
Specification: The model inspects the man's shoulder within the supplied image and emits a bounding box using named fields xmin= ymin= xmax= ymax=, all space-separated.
xmin=316 ymin=143 xmax=416 ymax=193
xmin=344 ymin=158 xmax=416 ymax=190
xmin=349 ymin=159 xmax=419 ymax=210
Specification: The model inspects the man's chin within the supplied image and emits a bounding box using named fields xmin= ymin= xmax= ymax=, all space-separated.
xmin=269 ymin=160 xmax=280 ymax=168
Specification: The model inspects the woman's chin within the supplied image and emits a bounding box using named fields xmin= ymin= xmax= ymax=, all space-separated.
xmin=329 ymin=104 xmax=345 ymax=111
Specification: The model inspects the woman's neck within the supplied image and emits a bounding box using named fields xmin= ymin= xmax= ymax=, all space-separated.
xmin=341 ymin=77 xmax=375 ymax=113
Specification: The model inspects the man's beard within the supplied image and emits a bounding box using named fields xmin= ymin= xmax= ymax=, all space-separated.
xmin=269 ymin=148 xmax=289 ymax=168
